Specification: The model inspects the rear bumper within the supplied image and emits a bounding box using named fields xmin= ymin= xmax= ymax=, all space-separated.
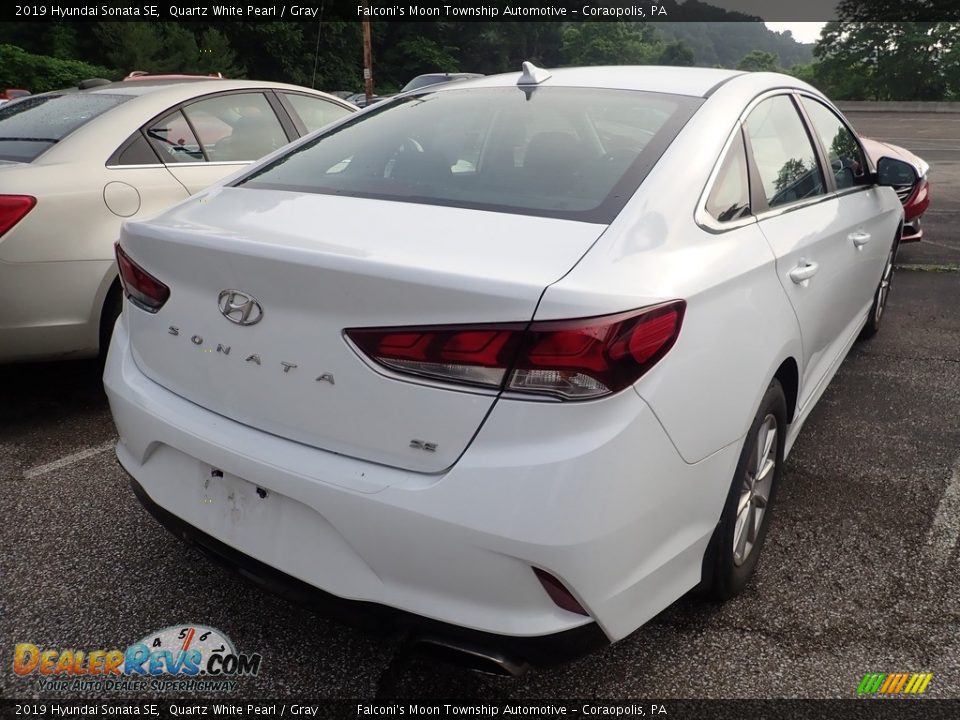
xmin=127 ymin=471 xmax=607 ymax=670
xmin=105 ymin=314 xmax=738 ymax=650
xmin=901 ymin=215 xmax=922 ymax=243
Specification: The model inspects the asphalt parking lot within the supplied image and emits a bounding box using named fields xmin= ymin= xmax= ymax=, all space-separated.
xmin=1 ymin=112 xmax=958 ymax=703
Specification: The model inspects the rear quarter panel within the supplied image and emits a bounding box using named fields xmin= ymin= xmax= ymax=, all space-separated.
xmin=536 ymin=90 xmax=803 ymax=465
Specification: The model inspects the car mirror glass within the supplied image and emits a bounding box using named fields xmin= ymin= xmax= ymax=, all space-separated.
xmin=877 ymin=156 xmax=918 ymax=187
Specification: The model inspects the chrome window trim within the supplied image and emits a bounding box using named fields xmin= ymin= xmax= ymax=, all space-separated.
xmin=695 ymin=87 xmax=855 ymax=234
xmin=107 ymin=160 xmax=252 ymax=170
xmin=753 ymin=189 xmax=836 ymax=222
xmin=694 ymin=123 xmax=757 ymax=234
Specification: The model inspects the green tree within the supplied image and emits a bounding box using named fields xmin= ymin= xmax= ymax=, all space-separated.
xmin=197 ymin=28 xmax=244 ymax=77
xmin=737 ymin=50 xmax=780 ymax=72
xmin=659 ymin=40 xmax=695 ymax=67
xmin=559 ymin=22 xmax=661 ymax=67
xmin=813 ymin=21 xmax=958 ymax=100
xmin=94 ymin=23 xmax=163 ymax=72
xmin=0 ymin=44 xmax=116 ymax=92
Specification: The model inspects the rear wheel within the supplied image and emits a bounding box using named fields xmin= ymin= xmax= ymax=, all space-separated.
xmin=859 ymin=238 xmax=898 ymax=340
xmin=702 ymin=379 xmax=786 ymax=600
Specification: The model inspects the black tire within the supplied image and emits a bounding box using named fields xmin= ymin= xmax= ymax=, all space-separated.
xmin=701 ymin=379 xmax=787 ymax=601
xmin=98 ymin=281 xmax=123 ymax=365
xmin=859 ymin=237 xmax=899 ymax=340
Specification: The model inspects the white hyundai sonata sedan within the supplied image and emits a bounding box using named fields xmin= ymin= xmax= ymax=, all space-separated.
xmin=106 ymin=65 xmax=905 ymax=672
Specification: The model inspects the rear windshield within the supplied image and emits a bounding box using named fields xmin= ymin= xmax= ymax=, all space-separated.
xmin=238 ymin=87 xmax=701 ymax=222
xmin=0 ymin=93 xmax=131 ymax=162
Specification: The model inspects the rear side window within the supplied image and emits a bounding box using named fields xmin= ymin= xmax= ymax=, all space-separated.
xmin=799 ymin=97 xmax=867 ymax=190
xmin=239 ymin=87 xmax=701 ymax=223
xmin=0 ymin=93 xmax=130 ymax=162
xmin=705 ymin=131 xmax=751 ymax=222
xmin=146 ymin=110 xmax=204 ymax=163
xmin=744 ymin=95 xmax=825 ymax=209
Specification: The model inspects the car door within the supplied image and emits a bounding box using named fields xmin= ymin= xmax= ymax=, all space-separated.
xmin=105 ymin=129 xmax=192 ymax=220
xmin=144 ymin=91 xmax=294 ymax=194
xmin=796 ymin=95 xmax=898 ymax=310
xmin=744 ymin=93 xmax=865 ymax=411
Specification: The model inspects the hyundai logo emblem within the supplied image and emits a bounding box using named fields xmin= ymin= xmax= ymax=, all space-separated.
xmin=217 ymin=290 xmax=264 ymax=326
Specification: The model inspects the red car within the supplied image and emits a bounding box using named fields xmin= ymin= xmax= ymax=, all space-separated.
xmin=0 ymin=88 xmax=30 ymax=101
xmin=862 ymin=138 xmax=930 ymax=242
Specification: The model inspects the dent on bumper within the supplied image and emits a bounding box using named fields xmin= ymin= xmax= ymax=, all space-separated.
xmin=105 ymin=317 xmax=738 ymax=646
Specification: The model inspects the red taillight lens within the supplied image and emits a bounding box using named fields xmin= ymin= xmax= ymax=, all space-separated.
xmin=0 ymin=195 xmax=36 ymax=237
xmin=346 ymin=300 xmax=685 ymax=400
xmin=115 ymin=243 xmax=170 ymax=313
xmin=347 ymin=324 xmax=527 ymax=389
xmin=533 ymin=568 xmax=588 ymax=616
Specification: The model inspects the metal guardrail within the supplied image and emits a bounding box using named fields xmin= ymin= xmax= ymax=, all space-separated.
xmin=838 ymin=101 xmax=960 ymax=113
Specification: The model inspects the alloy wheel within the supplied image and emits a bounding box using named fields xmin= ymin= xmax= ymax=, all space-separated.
xmin=733 ymin=414 xmax=778 ymax=567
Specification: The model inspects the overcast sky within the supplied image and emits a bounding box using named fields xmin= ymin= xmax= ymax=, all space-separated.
xmin=765 ymin=22 xmax=828 ymax=44
xmin=697 ymin=0 xmax=839 ymax=24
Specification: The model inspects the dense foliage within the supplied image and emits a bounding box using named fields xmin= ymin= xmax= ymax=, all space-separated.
xmin=0 ymin=19 xmax=813 ymax=93
xmin=0 ymin=16 xmax=955 ymax=101
xmin=0 ymin=44 xmax=115 ymax=93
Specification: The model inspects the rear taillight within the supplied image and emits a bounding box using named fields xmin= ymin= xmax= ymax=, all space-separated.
xmin=0 ymin=195 xmax=36 ymax=237
xmin=346 ymin=300 xmax=685 ymax=400
xmin=115 ymin=243 xmax=169 ymax=313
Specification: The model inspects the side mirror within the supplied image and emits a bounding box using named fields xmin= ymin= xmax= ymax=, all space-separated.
xmin=877 ymin=156 xmax=919 ymax=187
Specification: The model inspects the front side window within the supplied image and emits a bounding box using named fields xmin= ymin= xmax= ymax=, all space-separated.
xmin=705 ymin=131 xmax=751 ymax=223
xmin=799 ymin=97 xmax=867 ymax=190
xmin=238 ymin=87 xmax=701 ymax=223
xmin=745 ymin=95 xmax=825 ymax=209
xmin=282 ymin=93 xmax=352 ymax=134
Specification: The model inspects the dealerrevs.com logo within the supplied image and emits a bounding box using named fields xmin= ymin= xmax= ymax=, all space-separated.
xmin=13 ymin=624 xmax=261 ymax=693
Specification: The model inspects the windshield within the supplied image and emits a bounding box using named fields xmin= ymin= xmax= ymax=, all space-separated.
xmin=0 ymin=93 xmax=131 ymax=162
xmin=239 ymin=87 xmax=701 ymax=222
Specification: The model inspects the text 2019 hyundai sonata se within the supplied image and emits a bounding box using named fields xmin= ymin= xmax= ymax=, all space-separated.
xmin=105 ymin=65 xmax=906 ymax=671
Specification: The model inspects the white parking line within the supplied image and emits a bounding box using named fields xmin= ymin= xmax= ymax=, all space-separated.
xmin=23 ymin=441 xmax=116 ymax=479
xmin=925 ymin=456 xmax=960 ymax=567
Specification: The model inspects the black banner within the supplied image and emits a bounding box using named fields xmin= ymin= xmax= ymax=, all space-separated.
xmin=4 ymin=700 xmax=960 ymax=720
xmin=3 ymin=0 xmax=960 ymax=23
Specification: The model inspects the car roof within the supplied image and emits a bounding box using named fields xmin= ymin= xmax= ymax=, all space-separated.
xmin=70 ymin=78 xmax=319 ymax=100
xmin=430 ymin=66 xmax=746 ymax=98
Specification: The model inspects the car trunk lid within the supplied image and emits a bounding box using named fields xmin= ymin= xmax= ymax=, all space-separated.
xmin=120 ymin=187 xmax=606 ymax=477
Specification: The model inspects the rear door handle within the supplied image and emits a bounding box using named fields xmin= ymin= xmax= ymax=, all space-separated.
xmin=849 ymin=231 xmax=872 ymax=247
xmin=789 ymin=261 xmax=820 ymax=284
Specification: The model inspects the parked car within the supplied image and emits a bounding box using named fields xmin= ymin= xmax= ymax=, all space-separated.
xmin=0 ymin=88 xmax=31 ymax=101
xmin=106 ymin=65 xmax=906 ymax=673
xmin=344 ymin=92 xmax=390 ymax=108
xmin=0 ymin=78 xmax=354 ymax=364
xmin=862 ymin=137 xmax=929 ymax=242
xmin=123 ymin=71 xmax=225 ymax=81
xmin=401 ymin=72 xmax=484 ymax=92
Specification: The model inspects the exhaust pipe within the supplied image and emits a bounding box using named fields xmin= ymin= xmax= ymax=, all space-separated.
xmin=415 ymin=637 xmax=529 ymax=677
